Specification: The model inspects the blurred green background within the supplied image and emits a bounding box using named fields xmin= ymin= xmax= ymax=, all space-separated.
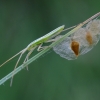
xmin=0 ymin=0 xmax=100 ymax=100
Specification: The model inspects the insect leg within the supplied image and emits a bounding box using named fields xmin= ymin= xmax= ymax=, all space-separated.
xmin=37 ymin=36 xmax=63 ymax=51
xmin=37 ymin=43 xmax=44 ymax=51
xmin=23 ymin=46 xmax=37 ymax=70
xmin=37 ymin=43 xmax=49 ymax=51
xmin=46 ymin=35 xmax=63 ymax=43
xmin=10 ymin=48 xmax=27 ymax=86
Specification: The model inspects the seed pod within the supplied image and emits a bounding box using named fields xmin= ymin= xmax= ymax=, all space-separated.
xmin=53 ymin=36 xmax=79 ymax=60
xmin=86 ymin=19 xmax=100 ymax=36
xmin=86 ymin=19 xmax=100 ymax=45
xmin=71 ymin=28 xmax=94 ymax=55
xmin=53 ymin=19 xmax=100 ymax=60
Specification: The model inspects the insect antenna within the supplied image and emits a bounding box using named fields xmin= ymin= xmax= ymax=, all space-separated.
xmin=0 ymin=50 xmax=24 ymax=68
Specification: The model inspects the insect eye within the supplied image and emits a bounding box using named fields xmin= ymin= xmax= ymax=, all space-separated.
xmin=71 ymin=41 xmax=79 ymax=56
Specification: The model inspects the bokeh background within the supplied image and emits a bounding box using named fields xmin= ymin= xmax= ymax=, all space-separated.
xmin=0 ymin=0 xmax=100 ymax=100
